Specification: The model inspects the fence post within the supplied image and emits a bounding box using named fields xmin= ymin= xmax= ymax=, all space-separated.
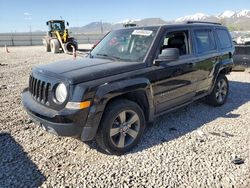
xmin=11 ymin=32 xmax=14 ymax=46
xmin=30 ymin=31 xmax=32 ymax=46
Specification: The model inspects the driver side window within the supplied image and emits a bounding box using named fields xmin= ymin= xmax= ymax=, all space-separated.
xmin=160 ymin=31 xmax=189 ymax=56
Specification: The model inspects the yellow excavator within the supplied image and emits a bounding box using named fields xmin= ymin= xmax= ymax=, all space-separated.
xmin=42 ymin=20 xmax=78 ymax=53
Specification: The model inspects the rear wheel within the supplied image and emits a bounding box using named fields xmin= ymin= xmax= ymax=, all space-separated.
xmin=96 ymin=99 xmax=145 ymax=155
xmin=65 ymin=41 xmax=77 ymax=53
xmin=50 ymin=39 xmax=60 ymax=53
xmin=205 ymin=74 xmax=229 ymax=106
xmin=43 ymin=39 xmax=51 ymax=52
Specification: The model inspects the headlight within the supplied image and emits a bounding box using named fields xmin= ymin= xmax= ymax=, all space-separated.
xmin=55 ymin=83 xmax=67 ymax=103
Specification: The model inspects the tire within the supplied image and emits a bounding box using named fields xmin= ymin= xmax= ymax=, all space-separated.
xmin=65 ymin=41 xmax=77 ymax=53
xmin=205 ymin=74 xmax=229 ymax=106
xmin=43 ymin=39 xmax=51 ymax=52
xmin=50 ymin=39 xmax=60 ymax=53
xmin=96 ymin=99 xmax=145 ymax=155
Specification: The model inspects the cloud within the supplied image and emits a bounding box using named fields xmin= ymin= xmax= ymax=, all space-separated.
xmin=24 ymin=12 xmax=32 ymax=20
xmin=24 ymin=12 xmax=32 ymax=16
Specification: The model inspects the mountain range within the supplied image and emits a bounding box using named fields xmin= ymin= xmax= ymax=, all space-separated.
xmin=70 ymin=10 xmax=250 ymax=34
xmin=175 ymin=10 xmax=250 ymax=31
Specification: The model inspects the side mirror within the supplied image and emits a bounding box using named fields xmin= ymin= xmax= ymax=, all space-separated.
xmin=46 ymin=21 xmax=49 ymax=26
xmin=67 ymin=22 xmax=69 ymax=26
xmin=154 ymin=48 xmax=179 ymax=66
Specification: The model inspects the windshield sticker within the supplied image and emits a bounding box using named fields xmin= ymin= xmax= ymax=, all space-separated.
xmin=132 ymin=30 xmax=153 ymax=36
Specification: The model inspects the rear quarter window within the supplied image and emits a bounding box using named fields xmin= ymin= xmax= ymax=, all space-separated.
xmin=216 ymin=29 xmax=232 ymax=49
xmin=194 ymin=29 xmax=217 ymax=54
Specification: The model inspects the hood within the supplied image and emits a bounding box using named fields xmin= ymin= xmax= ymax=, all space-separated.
xmin=33 ymin=58 xmax=144 ymax=84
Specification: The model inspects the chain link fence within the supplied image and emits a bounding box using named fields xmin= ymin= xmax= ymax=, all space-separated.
xmin=0 ymin=32 xmax=104 ymax=46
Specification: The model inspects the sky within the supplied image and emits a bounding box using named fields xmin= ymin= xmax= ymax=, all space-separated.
xmin=0 ymin=0 xmax=250 ymax=33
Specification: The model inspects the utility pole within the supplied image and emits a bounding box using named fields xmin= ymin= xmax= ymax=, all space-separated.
xmin=100 ymin=20 xmax=103 ymax=34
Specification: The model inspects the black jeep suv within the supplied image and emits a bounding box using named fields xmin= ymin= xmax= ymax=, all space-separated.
xmin=22 ymin=21 xmax=234 ymax=155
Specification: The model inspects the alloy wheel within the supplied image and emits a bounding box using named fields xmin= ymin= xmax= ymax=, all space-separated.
xmin=216 ymin=79 xmax=228 ymax=103
xmin=109 ymin=110 xmax=140 ymax=148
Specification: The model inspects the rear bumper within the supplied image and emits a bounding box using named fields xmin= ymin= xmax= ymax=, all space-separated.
xmin=21 ymin=89 xmax=87 ymax=138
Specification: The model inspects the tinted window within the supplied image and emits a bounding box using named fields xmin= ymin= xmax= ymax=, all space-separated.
xmin=216 ymin=29 xmax=232 ymax=49
xmin=194 ymin=29 xmax=216 ymax=54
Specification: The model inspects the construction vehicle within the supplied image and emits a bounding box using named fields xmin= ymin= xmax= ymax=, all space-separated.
xmin=42 ymin=20 xmax=78 ymax=54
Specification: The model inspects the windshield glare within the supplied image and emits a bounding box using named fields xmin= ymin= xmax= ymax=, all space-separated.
xmin=91 ymin=28 xmax=157 ymax=62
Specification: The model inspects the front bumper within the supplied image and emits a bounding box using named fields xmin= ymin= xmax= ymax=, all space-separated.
xmin=21 ymin=89 xmax=88 ymax=138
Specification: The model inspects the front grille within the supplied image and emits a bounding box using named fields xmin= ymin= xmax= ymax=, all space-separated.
xmin=29 ymin=75 xmax=51 ymax=105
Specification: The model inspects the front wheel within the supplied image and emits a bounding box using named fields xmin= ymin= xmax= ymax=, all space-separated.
xmin=96 ymin=99 xmax=145 ymax=155
xmin=43 ymin=39 xmax=51 ymax=52
xmin=205 ymin=74 xmax=229 ymax=106
xmin=50 ymin=39 xmax=60 ymax=53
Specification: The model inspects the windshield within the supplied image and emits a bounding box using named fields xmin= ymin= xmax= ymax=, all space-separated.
xmin=91 ymin=27 xmax=158 ymax=62
xmin=49 ymin=21 xmax=65 ymax=31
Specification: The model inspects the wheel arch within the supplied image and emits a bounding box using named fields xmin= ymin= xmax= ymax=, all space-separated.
xmin=209 ymin=63 xmax=232 ymax=94
xmin=104 ymin=90 xmax=150 ymax=122
xmin=81 ymin=78 xmax=154 ymax=141
xmin=218 ymin=66 xmax=232 ymax=75
xmin=95 ymin=78 xmax=154 ymax=122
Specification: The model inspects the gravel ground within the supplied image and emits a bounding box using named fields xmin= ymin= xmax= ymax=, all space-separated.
xmin=0 ymin=46 xmax=250 ymax=188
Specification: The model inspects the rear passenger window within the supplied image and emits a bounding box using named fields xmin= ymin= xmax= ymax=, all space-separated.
xmin=194 ymin=29 xmax=216 ymax=54
xmin=216 ymin=29 xmax=232 ymax=49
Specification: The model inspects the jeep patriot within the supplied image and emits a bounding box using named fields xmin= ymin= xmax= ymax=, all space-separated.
xmin=22 ymin=21 xmax=234 ymax=155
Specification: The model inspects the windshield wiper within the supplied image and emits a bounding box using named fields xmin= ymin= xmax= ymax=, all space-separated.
xmin=95 ymin=53 xmax=120 ymax=61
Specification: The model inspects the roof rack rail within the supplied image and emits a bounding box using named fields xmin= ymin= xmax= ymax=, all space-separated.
xmin=186 ymin=21 xmax=221 ymax=25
